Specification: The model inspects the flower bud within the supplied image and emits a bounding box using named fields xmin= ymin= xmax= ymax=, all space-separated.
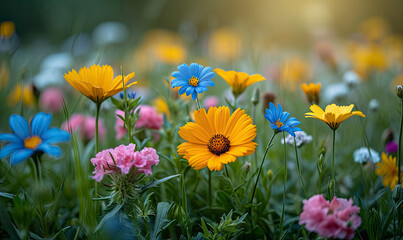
xmin=251 ymin=87 xmax=260 ymax=106
xmin=243 ymin=162 xmax=251 ymax=172
xmin=396 ymin=85 xmax=403 ymax=99
xmin=392 ymin=184 xmax=401 ymax=201
xmin=267 ymin=169 xmax=273 ymax=181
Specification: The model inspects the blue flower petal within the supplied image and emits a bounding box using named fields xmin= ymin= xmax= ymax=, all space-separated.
xmin=185 ymin=86 xmax=194 ymax=96
xmin=199 ymin=66 xmax=212 ymax=78
xmin=0 ymin=133 xmax=23 ymax=144
xmin=178 ymin=86 xmax=188 ymax=95
xmin=171 ymin=79 xmax=188 ymax=88
xmin=0 ymin=143 xmax=24 ymax=158
xmin=41 ymin=128 xmax=70 ymax=144
xmin=31 ymin=113 xmax=52 ymax=136
xmin=10 ymin=149 xmax=34 ymax=166
xmin=37 ymin=143 xmax=62 ymax=157
xmin=198 ymin=79 xmax=215 ymax=87
xmin=195 ymin=86 xmax=208 ymax=93
xmin=191 ymin=91 xmax=198 ymax=100
xmin=178 ymin=64 xmax=191 ymax=78
xmin=200 ymin=72 xmax=215 ymax=81
xmin=171 ymin=71 xmax=187 ymax=80
xmin=271 ymin=123 xmax=278 ymax=129
xmin=9 ymin=115 xmax=30 ymax=140
xmin=190 ymin=63 xmax=202 ymax=77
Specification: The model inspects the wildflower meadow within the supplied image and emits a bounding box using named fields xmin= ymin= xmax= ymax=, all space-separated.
xmin=1 ymin=1 xmax=403 ymax=239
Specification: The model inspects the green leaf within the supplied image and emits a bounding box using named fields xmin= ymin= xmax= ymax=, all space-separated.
xmin=151 ymin=202 xmax=174 ymax=240
xmin=94 ymin=204 xmax=123 ymax=233
xmin=0 ymin=192 xmax=14 ymax=199
xmin=110 ymin=97 xmax=123 ymax=110
xmin=142 ymin=174 xmax=180 ymax=192
xmin=0 ymin=201 xmax=20 ymax=239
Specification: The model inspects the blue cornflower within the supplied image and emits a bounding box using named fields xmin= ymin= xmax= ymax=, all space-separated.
xmin=0 ymin=112 xmax=70 ymax=166
xmin=171 ymin=63 xmax=215 ymax=100
xmin=120 ymin=91 xmax=136 ymax=99
xmin=264 ymin=102 xmax=302 ymax=137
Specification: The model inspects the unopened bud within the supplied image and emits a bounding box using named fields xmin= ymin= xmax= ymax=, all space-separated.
xmin=251 ymin=87 xmax=260 ymax=106
xmin=267 ymin=169 xmax=273 ymax=181
xmin=392 ymin=184 xmax=401 ymax=201
xmin=243 ymin=162 xmax=251 ymax=172
xmin=329 ymin=179 xmax=334 ymax=190
xmin=396 ymin=85 xmax=403 ymax=99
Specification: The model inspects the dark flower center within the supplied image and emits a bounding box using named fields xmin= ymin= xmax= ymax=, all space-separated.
xmin=188 ymin=76 xmax=199 ymax=87
xmin=208 ymin=134 xmax=230 ymax=156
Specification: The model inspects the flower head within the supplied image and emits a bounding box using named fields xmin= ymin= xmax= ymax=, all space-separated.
xmin=215 ymin=69 xmax=265 ymax=98
xmin=0 ymin=113 xmax=70 ymax=166
xmin=171 ymin=63 xmax=215 ymax=100
xmin=353 ymin=147 xmax=380 ymax=164
xmin=177 ymin=106 xmax=257 ymax=171
xmin=299 ymin=194 xmax=361 ymax=240
xmin=0 ymin=21 xmax=15 ymax=38
xmin=39 ymin=87 xmax=64 ymax=113
xmin=305 ymin=104 xmax=365 ymax=130
xmin=64 ymin=64 xmax=136 ymax=104
xmin=7 ymin=83 xmax=35 ymax=107
xmin=264 ymin=102 xmax=301 ymax=137
xmin=376 ymin=152 xmax=401 ymax=190
xmin=385 ymin=141 xmax=398 ymax=154
xmin=301 ymin=83 xmax=321 ymax=104
xmin=281 ymin=131 xmax=312 ymax=147
xmin=61 ymin=114 xmax=106 ymax=141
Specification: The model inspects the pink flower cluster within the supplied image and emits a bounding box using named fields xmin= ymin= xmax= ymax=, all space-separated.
xmin=91 ymin=143 xmax=159 ymax=182
xmin=115 ymin=105 xmax=163 ymax=140
xmin=299 ymin=194 xmax=361 ymax=240
xmin=61 ymin=114 xmax=106 ymax=141
xmin=39 ymin=87 xmax=64 ymax=113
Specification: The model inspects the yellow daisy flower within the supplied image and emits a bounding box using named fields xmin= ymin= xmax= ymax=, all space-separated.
xmin=7 ymin=83 xmax=35 ymax=107
xmin=215 ymin=69 xmax=265 ymax=98
xmin=376 ymin=152 xmax=401 ymax=190
xmin=305 ymin=104 xmax=365 ymax=130
xmin=301 ymin=83 xmax=321 ymax=104
xmin=64 ymin=65 xmax=136 ymax=104
xmin=152 ymin=97 xmax=171 ymax=120
xmin=177 ymin=106 xmax=257 ymax=171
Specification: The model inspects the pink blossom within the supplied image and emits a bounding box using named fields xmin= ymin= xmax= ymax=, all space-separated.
xmin=385 ymin=141 xmax=398 ymax=154
xmin=203 ymin=96 xmax=219 ymax=109
xmin=61 ymin=114 xmax=106 ymax=141
xmin=91 ymin=144 xmax=159 ymax=181
xmin=299 ymin=194 xmax=361 ymax=240
xmin=39 ymin=87 xmax=64 ymax=112
xmin=114 ymin=106 xmax=163 ymax=140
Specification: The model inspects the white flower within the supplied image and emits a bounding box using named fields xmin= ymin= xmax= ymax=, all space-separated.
xmin=353 ymin=147 xmax=380 ymax=163
xmin=281 ymin=131 xmax=313 ymax=147
xmin=92 ymin=22 xmax=129 ymax=46
xmin=368 ymin=99 xmax=379 ymax=111
xmin=323 ymin=83 xmax=349 ymax=103
xmin=343 ymin=71 xmax=360 ymax=87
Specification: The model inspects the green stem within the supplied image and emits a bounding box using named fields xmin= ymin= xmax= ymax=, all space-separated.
xmin=224 ymin=164 xmax=230 ymax=179
xmin=95 ymin=102 xmax=101 ymax=154
xmin=196 ymin=97 xmax=202 ymax=110
xmin=332 ymin=129 xmax=336 ymax=198
xmin=249 ymin=132 xmax=277 ymax=204
xmin=294 ymin=138 xmax=307 ymax=198
xmin=208 ymin=170 xmax=212 ymax=207
xmin=279 ymin=132 xmax=287 ymax=238
xmin=398 ymin=98 xmax=402 ymax=186
xmin=121 ymin=66 xmax=134 ymax=144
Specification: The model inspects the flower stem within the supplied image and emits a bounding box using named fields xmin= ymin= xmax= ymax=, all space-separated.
xmin=331 ymin=129 xmax=336 ymax=198
xmin=208 ymin=170 xmax=212 ymax=207
xmin=294 ymin=138 xmax=307 ymax=198
xmin=95 ymin=102 xmax=101 ymax=154
xmin=196 ymin=97 xmax=202 ymax=110
xmin=398 ymin=98 xmax=402 ymax=187
xmin=279 ymin=132 xmax=287 ymax=238
xmin=249 ymin=132 xmax=276 ymax=204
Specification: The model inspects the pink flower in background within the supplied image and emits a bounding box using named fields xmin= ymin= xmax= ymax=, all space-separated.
xmin=299 ymin=194 xmax=361 ymax=240
xmin=39 ymin=87 xmax=64 ymax=112
xmin=62 ymin=114 xmax=106 ymax=141
xmin=114 ymin=106 xmax=163 ymax=140
xmin=203 ymin=96 xmax=219 ymax=109
xmin=91 ymin=143 xmax=159 ymax=182
xmin=385 ymin=141 xmax=398 ymax=154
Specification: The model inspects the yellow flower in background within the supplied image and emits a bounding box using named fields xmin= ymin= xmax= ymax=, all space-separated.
xmin=208 ymin=28 xmax=243 ymax=62
xmin=64 ymin=65 xmax=136 ymax=104
xmin=215 ymin=69 xmax=265 ymax=98
xmin=0 ymin=61 xmax=10 ymax=89
xmin=178 ymin=106 xmax=257 ymax=171
xmin=360 ymin=17 xmax=389 ymax=41
xmin=154 ymin=43 xmax=186 ymax=65
xmin=281 ymin=58 xmax=310 ymax=89
xmin=301 ymin=83 xmax=321 ymax=104
xmin=0 ymin=21 xmax=15 ymax=38
xmin=7 ymin=83 xmax=35 ymax=107
xmin=376 ymin=152 xmax=401 ymax=190
xmin=350 ymin=44 xmax=388 ymax=79
xmin=153 ymin=97 xmax=170 ymax=120
xmin=305 ymin=104 xmax=365 ymax=130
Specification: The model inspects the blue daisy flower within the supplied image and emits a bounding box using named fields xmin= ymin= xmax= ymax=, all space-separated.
xmin=264 ymin=102 xmax=302 ymax=137
xmin=171 ymin=63 xmax=215 ymax=100
xmin=0 ymin=112 xmax=70 ymax=166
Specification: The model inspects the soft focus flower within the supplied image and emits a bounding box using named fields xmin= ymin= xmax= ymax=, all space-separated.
xmin=7 ymin=83 xmax=35 ymax=107
xmin=152 ymin=97 xmax=170 ymax=120
xmin=264 ymin=103 xmax=302 ymax=137
xmin=177 ymin=106 xmax=257 ymax=171
xmin=353 ymin=147 xmax=380 ymax=164
xmin=262 ymin=92 xmax=276 ymax=113
xmin=376 ymin=152 xmax=401 ymax=190
xmin=171 ymin=63 xmax=215 ymax=100
xmin=299 ymin=194 xmax=361 ymax=240
xmin=208 ymin=28 xmax=243 ymax=62
xmin=360 ymin=17 xmax=389 ymax=41
xmin=305 ymin=104 xmax=365 ymax=130
xmin=0 ymin=61 xmax=9 ymax=89
xmin=323 ymin=83 xmax=349 ymax=103
xmin=39 ymin=87 xmax=64 ymax=113
xmin=91 ymin=144 xmax=159 ymax=182
xmin=368 ymin=99 xmax=379 ymax=111
xmin=0 ymin=21 xmax=15 ymax=38
xmin=343 ymin=71 xmax=361 ymax=87
xmin=154 ymin=43 xmax=186 ymax=65
xmin=61 ymin=114 xmax=106 ymax=141
xmin=301 ymin=83 xmax=321 ymax=104
xmin=115 ymin=106 xmax=163 ymax=140
xmin=34 ymin=53 xmax=73 ymax=89
xmin=215 ymin=69 xmax=265 ymax=98
xmin=350 ymin=43 xmax=388 ymax=79
xmin=280 ymin=58 xmax=310 ymax=89
xmin=64 ymin=65 xmax=136 ymax=104
xmin=203 ymin=96 xmax=219 ymax=109
xmin=281 ymin=131 xmax=312 ymax=147
xmin=385 ymin=141 xmax=398 ymax=154
xmin=0 ymin=113 xmax=70 ymax=166
xmin=92 ymin=22 xmax=129 ymax=46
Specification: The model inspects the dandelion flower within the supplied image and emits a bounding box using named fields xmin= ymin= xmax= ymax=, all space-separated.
xmin=177 ymin=106 xmax=257 ymax=171
xmin=215 ymin=69 xmax=265 ymax=98
xmin=301 ymin=83 xmax=321 ymax=104
xmin=305 ymin=104 xmax=365 ymax=130
xmin=64 ymin=64 xmax=136 ymax=104
xmin=171 ymin=63 xmax=215 ymax=100
xmin=264 ymin=102 xmax=301 ymax=137
xmin=376 ymin=152 xmax=401 ymax=190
